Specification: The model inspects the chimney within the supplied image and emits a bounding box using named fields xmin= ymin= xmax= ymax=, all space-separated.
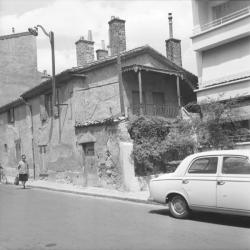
xmin=75 ymin=30 xmax=95 ymax=67
xmin=96 ymin=40 xmax=108 ymax=60
xmin=108 ymin=16 xmax=126 ymax=56
xmin=165 ymin=13 xmax=182 ymax=67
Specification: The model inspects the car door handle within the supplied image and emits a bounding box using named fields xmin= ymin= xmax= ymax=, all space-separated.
xmin=182 ymin=179 xmax=189 ymax=184
xmin=217 ymin=180 xmax=225 ymax=185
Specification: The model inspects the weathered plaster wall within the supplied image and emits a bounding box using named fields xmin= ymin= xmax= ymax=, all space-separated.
xmin=75 ymin=120 xmax=130 ymax=189
xmin=0 ymin=33 xmax=40 ymax=106
xmin=28 ymin=81 xmax=81 ymax=181
xmin=74 ymin=64 xmax=121 ymax=123
xmin=0 ymin=104 xmax=33 ymax=176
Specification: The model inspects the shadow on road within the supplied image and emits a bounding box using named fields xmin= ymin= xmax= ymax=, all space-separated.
xmin=14 ymin=187 xmax=32 ymax=190
xmin=149 ymin=209 xmax=250 ymax=228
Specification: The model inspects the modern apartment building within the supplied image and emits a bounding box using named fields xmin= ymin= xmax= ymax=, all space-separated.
xmin=191 ymin=0 xmax=250 ymax=143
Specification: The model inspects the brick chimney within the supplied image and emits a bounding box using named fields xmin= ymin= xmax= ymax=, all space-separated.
xmin=75 ymin=30 xmax=94 ymax=66
xmin=96 ymin=40 xmax=108 ymax=60
xmin=108 ymin=16 xmax=126 ymax=56
xmin=165 ymin=13 xmax=182 ymax=67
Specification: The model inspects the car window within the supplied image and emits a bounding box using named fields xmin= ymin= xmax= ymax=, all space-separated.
xmin=222 ymin=156 xmax=250 ymax=175
xmin=188 ymin=157 xmax=218 ymax=174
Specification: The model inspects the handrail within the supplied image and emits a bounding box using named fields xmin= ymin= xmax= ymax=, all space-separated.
xmin=132 ymin=104 xmax=179 ymax=118
xmin=229 ymin=132 xmax=250 ymax=143
xmin=193 ymin=6 xmax=250 ymax=35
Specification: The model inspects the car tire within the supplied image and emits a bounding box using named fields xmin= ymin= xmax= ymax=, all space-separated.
xmin=169 ymin=195 xmax=190 ymax=219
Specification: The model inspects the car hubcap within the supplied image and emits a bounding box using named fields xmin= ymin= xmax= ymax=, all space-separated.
xmin=173 ymin=198 xmax=186 ymax=215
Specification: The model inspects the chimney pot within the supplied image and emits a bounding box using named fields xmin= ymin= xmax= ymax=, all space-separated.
xmin=168 ymin=13 xmax=173 ymax=39
xmin=101 ymin=40 xmax=105 ymax=50
xmin=88 ymin=30 xmax=93 ymax=41
xmin=165 ymin=13 xmax=182 ymax=67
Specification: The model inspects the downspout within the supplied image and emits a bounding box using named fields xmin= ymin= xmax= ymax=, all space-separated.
xmin=20 ymin=97 xmax=36 ymax=179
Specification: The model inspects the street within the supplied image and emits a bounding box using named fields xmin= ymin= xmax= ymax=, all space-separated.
xmin=0 ymin=185 xmax=250 ymax=250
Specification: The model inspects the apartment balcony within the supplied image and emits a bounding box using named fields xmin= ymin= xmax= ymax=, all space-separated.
xmin=191 ymin=6 xmax=250 ymax=52
xmin=229 ymin=132 xmax=250 ymax=143
xmin=131 ymin=104 xmax=179 ymax=118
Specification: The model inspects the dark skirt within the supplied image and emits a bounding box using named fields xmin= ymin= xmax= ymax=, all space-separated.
xmin=19 ymin=174 xmax=28 ymax=182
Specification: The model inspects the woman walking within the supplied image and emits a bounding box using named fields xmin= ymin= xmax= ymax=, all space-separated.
xmin=17 ymin=154 xmax=29 ymax=189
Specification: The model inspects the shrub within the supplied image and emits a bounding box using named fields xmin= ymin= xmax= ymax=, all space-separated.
xmin=128 ymin=98 xmax=241 ymax=176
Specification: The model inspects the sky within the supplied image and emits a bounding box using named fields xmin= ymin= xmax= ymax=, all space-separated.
xmin=0 ymin=0 xmax=197 ymax=75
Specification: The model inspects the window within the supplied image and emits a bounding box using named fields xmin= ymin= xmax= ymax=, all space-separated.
xmin=7 ymin=108 xmax=14 ymax=123
xmin=222 ymin=156 xmax=250 ymax=175
xmin=82 ymin=143 xmax=95 ymax=156
xmin=4 ymin=144 xmax=8 ymax=152
xmin=45 ymin=94 xmax=52 ymax=117
xmin=188 ymin=157 xmax=218 ymax=174
xmin=212 ymin=0 xmax=250 ymax=20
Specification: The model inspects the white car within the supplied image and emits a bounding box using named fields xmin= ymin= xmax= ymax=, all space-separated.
xmin=149 ymin=150 xmax=250 ymax=219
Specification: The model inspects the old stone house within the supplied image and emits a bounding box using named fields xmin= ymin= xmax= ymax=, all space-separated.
xmin=0 ymin=17 xmax=197 ymax=190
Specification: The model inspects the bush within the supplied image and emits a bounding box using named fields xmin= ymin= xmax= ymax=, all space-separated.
xmin=128 ymin=116 xmax=194 ymax=176
xmin=128 ymin=98 xmax=240 ymax=176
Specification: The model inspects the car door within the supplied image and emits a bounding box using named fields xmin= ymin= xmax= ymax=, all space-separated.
xmin=217 ymin=155 xmax=250 ymax=212
xmin=182 ymin=156 xmax=219 ymax=208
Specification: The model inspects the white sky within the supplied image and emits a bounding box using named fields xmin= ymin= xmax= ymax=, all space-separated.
xmin=0 ymin=0 xmax=197 ymax=75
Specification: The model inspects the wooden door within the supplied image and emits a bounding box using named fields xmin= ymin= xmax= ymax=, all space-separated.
xmin=82 ymin=143 xmax=99 ymax=186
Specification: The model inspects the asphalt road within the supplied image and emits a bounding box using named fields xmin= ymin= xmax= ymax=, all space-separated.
xmin=0 ymin=184 xmax=250 ymax=250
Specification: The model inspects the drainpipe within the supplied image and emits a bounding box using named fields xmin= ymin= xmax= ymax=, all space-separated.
xmin=20 ymin=97 xmax=36 ymax=179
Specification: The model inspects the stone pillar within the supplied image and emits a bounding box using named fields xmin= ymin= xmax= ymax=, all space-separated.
xmin=108 ymin=16 xmax=126 ymax=56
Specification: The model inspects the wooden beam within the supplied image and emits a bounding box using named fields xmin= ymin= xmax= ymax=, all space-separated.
xmin=117 ymin=52 xmax=125 ymax=115
xmin=177 ymin=76 xmax=181 ymax=107
xmin=138 ymin=70 xmax=143 ymax=115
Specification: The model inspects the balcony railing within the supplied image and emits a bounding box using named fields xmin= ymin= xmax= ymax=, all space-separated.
xmin=132 ymin=104 xmax=179 ymax=118
xmin=193 ymin=6 xmax=250 ymax=35
xmin=229 ymin=132 xmax=250 ymax=143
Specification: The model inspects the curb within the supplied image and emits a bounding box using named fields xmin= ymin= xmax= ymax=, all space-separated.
xmin=4 ymin=176 xmax=161 ymax=206
xmin=27 ymin=184 xmax=159 ymax=206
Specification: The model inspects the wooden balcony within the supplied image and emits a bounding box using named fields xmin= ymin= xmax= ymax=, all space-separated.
xmin=131 ymin=104 xmax=179 ymax=118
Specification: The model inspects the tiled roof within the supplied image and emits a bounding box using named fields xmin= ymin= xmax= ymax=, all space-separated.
xmin=0 ymin=45 xmax=197 ymax=113
xmin=75 ymin=116 xmax=127 ymax=128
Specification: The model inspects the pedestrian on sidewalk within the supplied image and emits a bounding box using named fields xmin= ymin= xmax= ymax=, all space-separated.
xmin=17 ymin=154 xmax=29 ymax=189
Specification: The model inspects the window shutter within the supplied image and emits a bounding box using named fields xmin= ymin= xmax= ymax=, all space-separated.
xmin=40 ymin=95 xmax=48 ymax=122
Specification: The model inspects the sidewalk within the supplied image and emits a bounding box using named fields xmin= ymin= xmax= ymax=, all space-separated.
xmin=6 ymin=176 xmax=154 ymax=205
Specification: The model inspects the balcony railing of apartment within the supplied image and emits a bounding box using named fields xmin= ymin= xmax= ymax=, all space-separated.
xmin=193 ymin=6 xmax=250 ymax=35
xmin=229 ymin=132 xmax=250 ymax=143
xmin=132 ymin=104 xmax=179 ymax=118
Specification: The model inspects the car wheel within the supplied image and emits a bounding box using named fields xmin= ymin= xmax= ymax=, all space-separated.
xmin=169 ymin=195 xmax=189 ymax=219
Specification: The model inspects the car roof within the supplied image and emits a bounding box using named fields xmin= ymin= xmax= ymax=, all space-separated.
xmin=190 ymin=150 xmax=250 ymax=158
